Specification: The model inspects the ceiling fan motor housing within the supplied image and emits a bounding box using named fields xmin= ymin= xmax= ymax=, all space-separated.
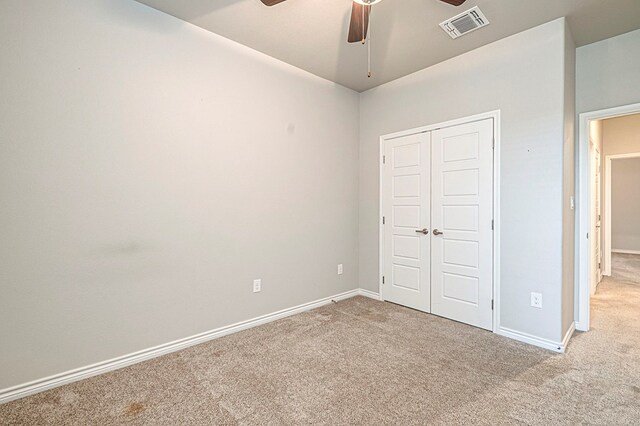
xmin=354 ymin=0 xmax=383 ymax=5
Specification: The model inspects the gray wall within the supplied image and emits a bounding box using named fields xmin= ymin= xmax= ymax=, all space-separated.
xmin=611 ymin=158 xmax=640 ymax=252
xmin=359 ymin=19 xmax=569 ymax=343
xmin=576 ymin=29 xmax=640 ymax=115
xmin=0 ymin=0 xmax=360 ymax=390
xmin=562 ymin=22 xmax=576 ymax=336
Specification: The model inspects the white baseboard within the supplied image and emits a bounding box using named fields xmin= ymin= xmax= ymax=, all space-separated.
xmin=496 ymin=325 xmax=571 ymax=353
xmin=0 ymin=288 xmax=362 ymax=405
xmin=612 ymin=249 xmax=640 ymax=255
xmin=358 ymin=289 xmax=382 ymax=300
xmin=0 ymin=288 xmax=579 ymax=404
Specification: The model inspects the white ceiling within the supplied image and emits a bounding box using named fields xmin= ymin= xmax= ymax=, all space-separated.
xmin=135 ymin=0 xmax=640 ymax=92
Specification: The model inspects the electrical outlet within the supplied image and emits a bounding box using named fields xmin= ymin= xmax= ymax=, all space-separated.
xmin=337 ymin=264 xmax=343 ymax=275
xmin=253 ymin=279 xmax=261 ymax=293
xmin=531 ymin=292 xmax=542 ymax=308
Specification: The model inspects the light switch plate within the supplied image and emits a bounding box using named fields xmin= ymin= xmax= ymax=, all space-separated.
xmin=253 ymin=279 xmax=261 ymax=293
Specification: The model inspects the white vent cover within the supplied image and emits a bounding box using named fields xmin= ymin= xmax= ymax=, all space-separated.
xmin=440 ymin=6 xmax=489 ymax=39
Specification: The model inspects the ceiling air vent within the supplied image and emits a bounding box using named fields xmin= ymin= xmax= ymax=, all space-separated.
xmin=440 ymin=6 xmax=489 ymax=39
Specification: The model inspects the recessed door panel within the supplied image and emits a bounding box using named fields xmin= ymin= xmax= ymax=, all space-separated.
xmin=443 ymin=205 xmax=479 ymax=232
xmin=443 ymin=273 xmax=479 ymax=305
xmin=393 ymin=206 xmax=420 ymax=228
xmin=393 ymin=175 xmax=421 ymax=198
xmin=443 ymin=169 xmax=479 ymax=196
xmin=443 ymin=132 xmax=479 ymax=163
xmin=443 ymin=240 xmax=479 ymax=268
xmin=393 ymin=235 xmax=420 ymax=260
xmin=392 ymin=264 xmax=421 ymax=291
xmin=393 ymin=143 xmax=421 ymax=168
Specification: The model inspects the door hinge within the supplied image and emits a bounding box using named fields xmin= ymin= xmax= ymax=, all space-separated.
xmin=382 ymin=216 xmax=386 ymax=225
xmin=587 ymin=232 xmax=589 ymax=239
xmin=491 ymin=299 xmax=494 ymax=310
xmin=491 ymin=219 xmax=494 ymax=230
xmin=382 ymin=276 xmax=385 ymax=284
xmin=492 ymin=138 xmax=495 ymax=149
xmin=598 ymin=262 xmax=601 ymax=269
xmin=382 ymin=155 xmax=386 ymax=164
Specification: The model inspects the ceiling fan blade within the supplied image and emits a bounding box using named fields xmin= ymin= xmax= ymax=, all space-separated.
xmin=260 ymin=0 xmax=287 ymax=6
xmin=348 ymin=2 xmax=371 ymax=43
xmin=440 ymin=0 xmax=467 ymax=5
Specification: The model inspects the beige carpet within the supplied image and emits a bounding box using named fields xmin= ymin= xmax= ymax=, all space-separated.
xmin=2 ymin=255 xmax=640 ymax=425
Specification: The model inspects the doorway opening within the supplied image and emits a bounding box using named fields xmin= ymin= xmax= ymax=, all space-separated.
xmin=577 ymin=103 xmax=640 ymax=331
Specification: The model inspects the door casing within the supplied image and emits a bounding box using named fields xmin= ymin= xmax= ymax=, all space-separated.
xmin=378 ymin=110 xmax=500 ymax=333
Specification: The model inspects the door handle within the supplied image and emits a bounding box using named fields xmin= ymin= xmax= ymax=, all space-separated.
xmin=432 ymin=229 xmax=444 ymax=236
xmin=415 ymin=228 xmax=429 ymax=235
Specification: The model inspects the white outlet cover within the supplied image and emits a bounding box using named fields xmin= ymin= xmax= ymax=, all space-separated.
xmin=531 ymin=292 xmax=542 ymax=308
xmin=253 ymin=279 xmax=261 ymax=293
xmin=337 ymin=264 xmax=343 ymax=275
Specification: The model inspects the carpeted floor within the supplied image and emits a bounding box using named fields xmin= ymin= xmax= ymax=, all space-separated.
xmin=1 ymin=254 xmax=640 ymax=425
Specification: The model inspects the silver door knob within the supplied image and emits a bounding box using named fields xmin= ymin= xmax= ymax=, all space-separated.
xmin=415 ymin=228 xmax=429 ymax=235
xmin=433 ymin=229 xmax=444 ymax=236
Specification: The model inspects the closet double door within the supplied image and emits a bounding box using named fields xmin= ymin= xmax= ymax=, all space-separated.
xmin=381 ymin=118 xmax=494 ymax=331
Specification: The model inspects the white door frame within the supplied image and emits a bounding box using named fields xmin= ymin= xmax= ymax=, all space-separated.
xmin=576 ymin=102 xmax=640 ymax=332
xmin=605 ymin=152 xmax=640 ymax=268
xmin=378 ymin=110 xmax=501 ymax=332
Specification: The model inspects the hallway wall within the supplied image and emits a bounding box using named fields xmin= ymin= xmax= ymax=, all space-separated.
xmin=603 ymin=114 xmax=640 ymax=255
xmin=611 ymin=158 xmax=640 ymax=253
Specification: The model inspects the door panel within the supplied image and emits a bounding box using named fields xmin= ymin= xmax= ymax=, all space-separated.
xmin=431 ymin=119 xmax=494 ymax=331
xmin=595 ymin=149 xmax=602 ymax=284
xmin=590 ymin=143 xmax=603 ymax=294
xmin=382 ymin=132 xmax=431 ymax=312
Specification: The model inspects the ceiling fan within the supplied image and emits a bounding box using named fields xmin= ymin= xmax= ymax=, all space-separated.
xmin=259 ymin=0 xmax=467 ymax=44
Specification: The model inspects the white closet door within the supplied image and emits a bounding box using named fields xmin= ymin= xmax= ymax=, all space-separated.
xmin=430 ymin=119 xmax=494 ymax=331
xmin=382 ymin=132 xmax=431 ymax=312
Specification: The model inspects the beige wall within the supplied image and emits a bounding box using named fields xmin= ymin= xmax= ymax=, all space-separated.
xmin=0 ymin=0 xmax=360 ymax=390
xmin=602 ymin=115 xmax=640 ymax=259
xmin=603 ymin=114 xmax=640 ymax=156
xmin=603 ymin=115 xmax=640 ymax=252
xmin=590 ymin=120 xmax=604 ymax=153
